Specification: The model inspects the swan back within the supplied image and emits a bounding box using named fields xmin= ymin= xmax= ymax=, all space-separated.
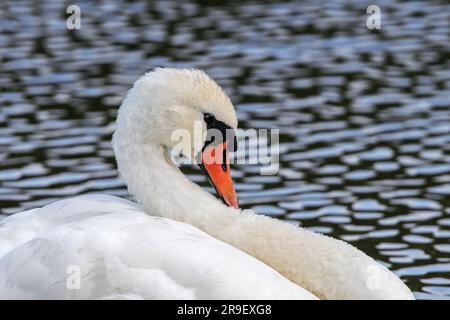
xmin=217 ymin=210 xmax=415 ymax=300
xmin=0 ymin=195 xmax=317 ymax=299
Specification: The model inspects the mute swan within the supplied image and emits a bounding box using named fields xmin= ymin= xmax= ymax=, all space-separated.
xmin=0 ymin=68 xmax=414 ymax=300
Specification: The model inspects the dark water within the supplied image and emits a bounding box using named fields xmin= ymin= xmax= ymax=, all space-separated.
xmin=1 ymin=0 xmax=449 ymax=299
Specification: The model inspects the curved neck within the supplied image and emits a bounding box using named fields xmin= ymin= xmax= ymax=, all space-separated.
xmin=113 ymin=130 xmax=235 ymax=234
xmin=112 ymin=101 xmax=413 ymax=300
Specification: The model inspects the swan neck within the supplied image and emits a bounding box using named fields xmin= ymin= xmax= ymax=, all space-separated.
xmin=112 ymin=115 xmax=414 ymax=300
xmin=114 ymin=135 xmax=233 ymax=231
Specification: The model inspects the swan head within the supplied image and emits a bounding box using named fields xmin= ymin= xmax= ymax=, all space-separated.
xmin=114 ymin=67 xmax=239 ymax=209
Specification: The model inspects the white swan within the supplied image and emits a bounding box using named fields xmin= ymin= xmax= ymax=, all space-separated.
xmin=0 ymin=68 xmax=414 ymax=300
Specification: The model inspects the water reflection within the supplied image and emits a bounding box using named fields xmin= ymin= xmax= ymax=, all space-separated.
xmin=0 ymin=0 xmax=449 ymax=299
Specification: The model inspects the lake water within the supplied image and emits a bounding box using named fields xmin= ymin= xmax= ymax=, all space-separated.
xmin=0 ymin=0 xmax=449 ymax=299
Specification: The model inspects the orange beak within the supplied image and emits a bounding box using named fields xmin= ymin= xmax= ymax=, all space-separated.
xmin=200 ymin=141 xmax=239 ymax=209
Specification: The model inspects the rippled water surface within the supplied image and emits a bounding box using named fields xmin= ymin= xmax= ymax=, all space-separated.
xmin=1 ymin=0 xmax=449 ymax=299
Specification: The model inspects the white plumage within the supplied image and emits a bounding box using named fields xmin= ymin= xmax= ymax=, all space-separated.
xmin=0 ymin=68 xmax=414 ymax=299
xmin=0 ymin=195 xmax=316 ymax=299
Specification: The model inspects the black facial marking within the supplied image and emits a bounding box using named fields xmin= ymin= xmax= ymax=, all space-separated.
xmin=221 ymin=148 xmax=227 ymax=172
xmin=204 ymin=113 xmax=215 ymax=126
xmin=200 ymin=113 xmax=237 ymax=173
xmin=202 ymin=113 xmax=238 ymax=154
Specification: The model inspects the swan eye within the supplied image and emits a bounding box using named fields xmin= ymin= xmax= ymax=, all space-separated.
xmin=203 ymin=113 xmax=215 ymax=126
